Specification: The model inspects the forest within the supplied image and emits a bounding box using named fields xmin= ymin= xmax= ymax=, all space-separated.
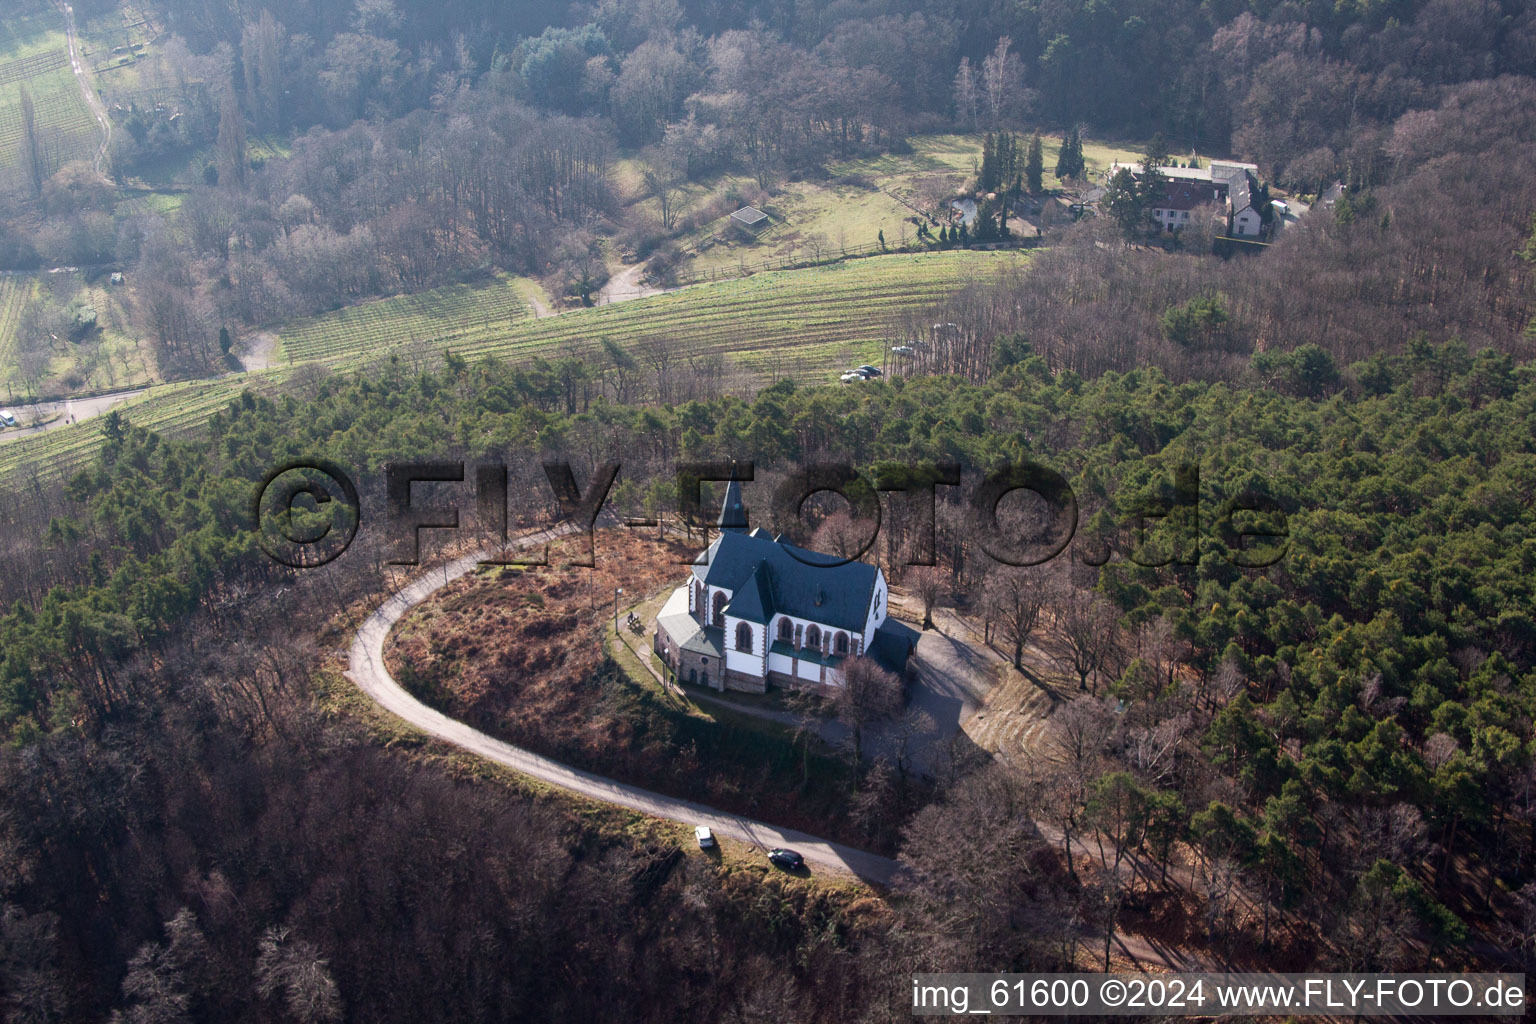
xmin=1 ymin=0 xmax=1535 ymax=1020
xmin=3 ymin=0 xmax=1534 ymax=379
xmin=3 ymin=334 xmax=1535 ymax=1017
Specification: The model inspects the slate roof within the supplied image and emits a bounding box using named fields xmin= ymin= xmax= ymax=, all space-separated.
xmin=656 ymin=585 xmax=723 ymax=658
xmin=724 ymin=563 xmax=775 ymax=623
xmin=718 ymin=475 xmax=747 ymax=531
xmin=1229 ymin=171 xmax=1254 ymax=215
xmin=692 ymin=527 xmax=878 ymax=633
xmin=870 ymin=618 xmax=919 ymax=675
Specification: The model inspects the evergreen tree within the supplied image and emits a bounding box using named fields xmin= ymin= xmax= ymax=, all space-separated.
xmin=1025 ymin=133 xmax=1044 ymax=193
xmin=1055 ymin=126 xmax=1085 ymax=180
xmin=1137 ymin=134 xmax=1169 ymax=212
xmin=1103 ymin=167 xmax=1146 ymax=240
xmin=980 ymin=132 xmax=998 ymax=192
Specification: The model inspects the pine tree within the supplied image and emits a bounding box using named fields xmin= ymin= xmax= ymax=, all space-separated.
xmin=1026 ymin=133 xmax=1044 ymax=193
xmin=1068 ymin=127 xmax=1086 ymax=178
xmin=1055 ymin=126 xmax=1082 ymax=181
xmin=980 ymin=132 xmax=998 ymax=192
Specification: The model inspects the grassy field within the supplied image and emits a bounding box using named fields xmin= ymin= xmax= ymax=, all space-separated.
xmin=275 ymin=275 xmax=537 ymax=366
xmin=652 ymin=132 xmax=1144 ymax=278
xmin=0 ymin=370 xmax=288 ymax=479
xmin=0 ymin=249 xmax=1026 ymax=480
xmin=277 ymin=250 xmax=1024 ymax=385
xmin=0 ymin=272 xmax=154 ymax=398
xmin=0 ymin=1 xmax=100 ymax=191
xmin=0 ymin=275 xmax=29 ymax=379
xmin=0 ymin=2 xmax=65 ymax=63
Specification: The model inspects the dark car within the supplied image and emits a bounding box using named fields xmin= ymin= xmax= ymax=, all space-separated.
xmin=767 ymin=848 xmax=804 ymax=870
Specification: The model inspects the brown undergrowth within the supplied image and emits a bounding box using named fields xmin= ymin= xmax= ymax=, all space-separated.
xmin=384 ymin=528 xmax=923 ymax=852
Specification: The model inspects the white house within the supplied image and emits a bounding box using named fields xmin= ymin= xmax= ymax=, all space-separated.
xmin=1107 ymin=159 xmax=1266 ymax=238
xmin=653 ymin=478 xmax=913 ymax=693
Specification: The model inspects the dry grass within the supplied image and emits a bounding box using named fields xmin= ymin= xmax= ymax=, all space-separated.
xmin=384 ymin=529 xmax=912 ymax=849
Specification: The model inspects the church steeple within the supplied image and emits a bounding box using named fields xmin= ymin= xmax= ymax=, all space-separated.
xmin=718 ymin=468 xmax=747 ymax=532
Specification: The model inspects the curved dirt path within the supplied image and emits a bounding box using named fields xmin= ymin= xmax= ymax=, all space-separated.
xmin=341 ymin=532 xmax=1214 ymax=968
xmin=595 ymin=262 xmax=666 ymax=305
xmin=57 ymin=2 xmax=111 ymax=173
xmin=239 ymin=331 xmax=278 ymax=372
xmin=344 ymin=529 xmax=899 ymax=884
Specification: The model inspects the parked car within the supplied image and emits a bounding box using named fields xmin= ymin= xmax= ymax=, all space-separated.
xmin=0 ymin=410 xmax=15 ymax=428
xmin=856 ymin=365 xmax=882 ymax=377
xmin=695 ymin=826 xmax=716 ymax=849
xmin=840 ymin=371 xmax=867 ymax=383
xmin=767 ymin=848 xmax=804 ymax=870
xmin=890 ymin=345 xmax=915 ymax=356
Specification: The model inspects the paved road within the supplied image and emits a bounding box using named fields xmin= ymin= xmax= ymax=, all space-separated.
xmin=0 ymin=387 xmax=148 ymax=445
xmin=345 ymin=531 xmax=899 ymax=884
xmin=344 ymin=535 xmax=1204 ymax=968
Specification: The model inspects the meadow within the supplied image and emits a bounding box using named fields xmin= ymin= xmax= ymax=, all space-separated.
xmin=638 ymin=132 xmax=1144 ymax=278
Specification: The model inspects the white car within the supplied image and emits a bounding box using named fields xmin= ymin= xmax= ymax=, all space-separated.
xmin=695 ymin=826 xmax=716 ymax=849
xmin=840 ymin=371 xmax=868 ymax=383
xmin=890 ymin=345 xmax=915 ymax=356
xmin=0 ymin=410 xmax=16 ymax=428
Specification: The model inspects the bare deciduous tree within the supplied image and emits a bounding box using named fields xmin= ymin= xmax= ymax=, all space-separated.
xmin=255 ymin=927 xmax=343 ymax=1024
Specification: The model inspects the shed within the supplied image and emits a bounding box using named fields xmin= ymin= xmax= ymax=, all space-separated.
xmin=730 ymin=206 xmax=770 ymax=234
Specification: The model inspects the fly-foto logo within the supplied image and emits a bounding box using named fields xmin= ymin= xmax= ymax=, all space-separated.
xmin=251 ymin=459 xmax=1289 ymax=570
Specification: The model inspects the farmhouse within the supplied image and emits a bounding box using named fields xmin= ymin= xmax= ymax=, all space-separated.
xmin=1109 ymin=159 xmax=1266 ymax=237
xmin=1150 ymin=179 xmax=1224 ymax=234
xmin=653 ymin=479 xmax=912 ymax=693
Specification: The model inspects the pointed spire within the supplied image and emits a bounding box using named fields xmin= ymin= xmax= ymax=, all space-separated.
xmin=718 ymin=466 xmax=747 ymax=532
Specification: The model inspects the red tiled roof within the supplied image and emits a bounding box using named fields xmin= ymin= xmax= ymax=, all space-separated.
xmin=1154 ymin=179 xmax=1226 ymax=212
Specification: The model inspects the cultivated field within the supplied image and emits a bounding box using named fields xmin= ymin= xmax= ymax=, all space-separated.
xmin=0 ymin=66 xmax=99 ymax=185
xmin=0 ymin=275 xmax=29 ymax=381
xmin=0 ymin=249 xmax=1027 ymax=479
xmin=459 ymin=250 xmax=1024 ymax=384
xmin=276 ymin=275 xmax=537 ymax=366
xmin=0 ymin=2 xmax=100 ymax=191
xmin=281 ymin=250 xmax=1025 ymax=385
xmin=0 ymin=370 xmax=288 ymax=479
